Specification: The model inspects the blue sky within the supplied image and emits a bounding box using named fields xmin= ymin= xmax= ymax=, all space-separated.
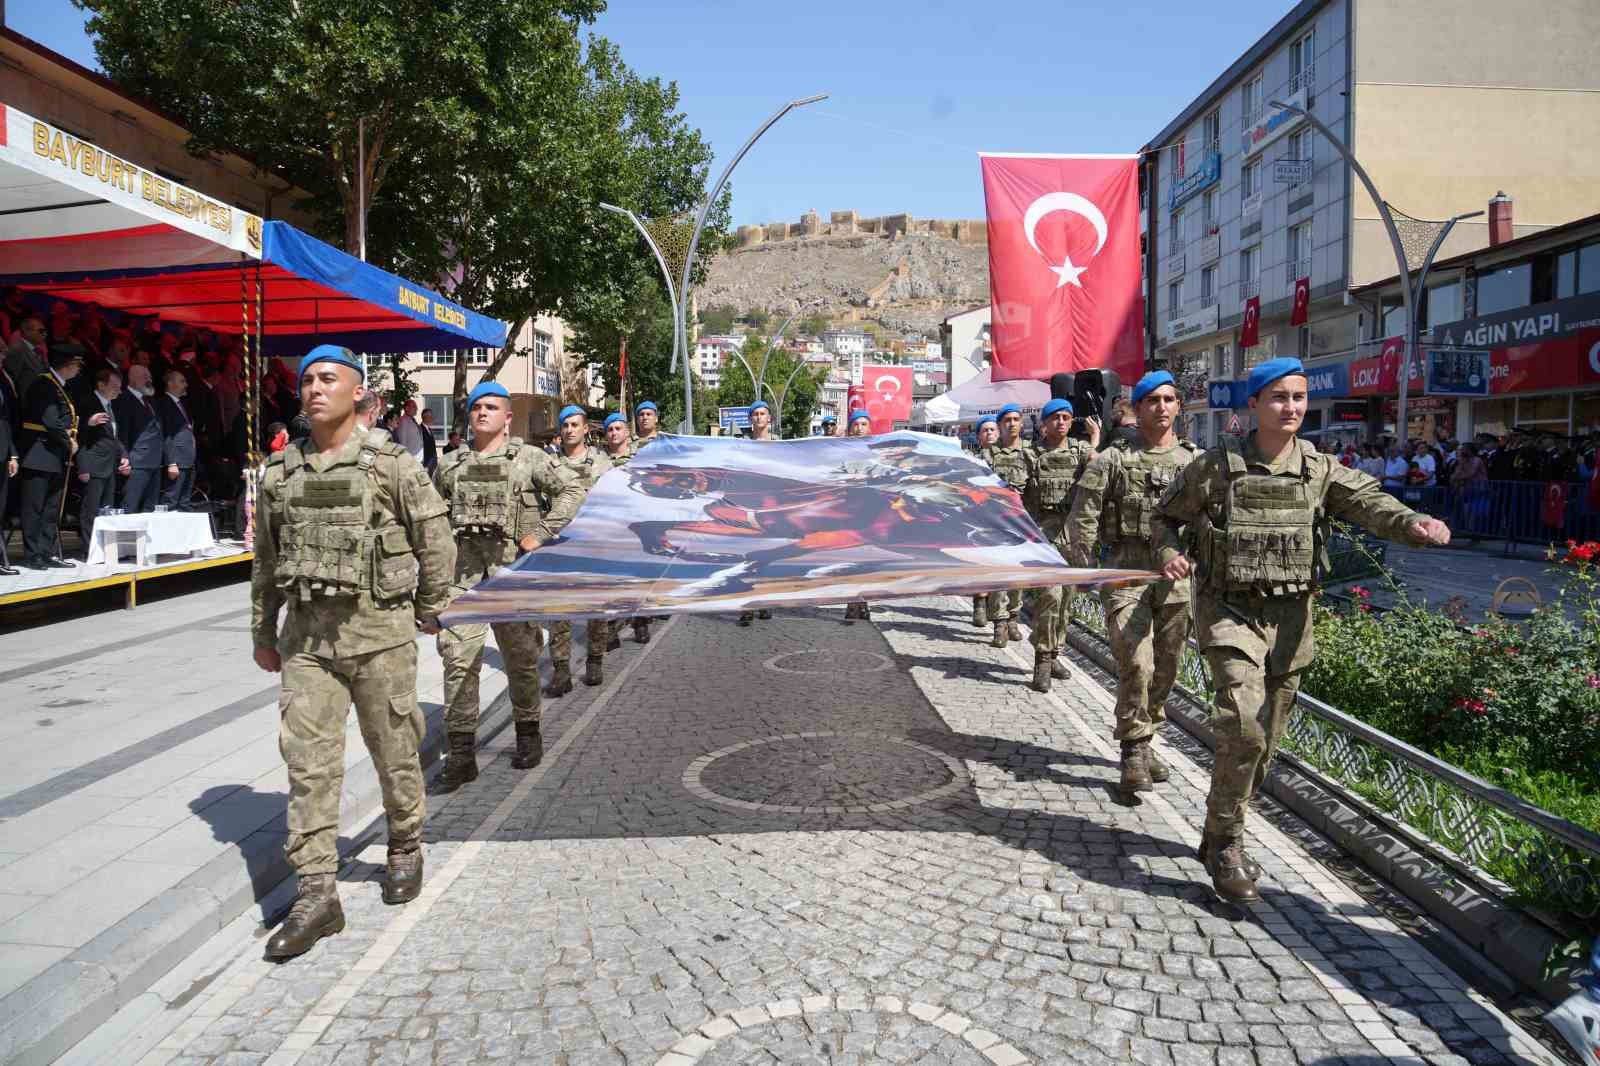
xmin=12 ymin=0 xmax=1291 ymax=226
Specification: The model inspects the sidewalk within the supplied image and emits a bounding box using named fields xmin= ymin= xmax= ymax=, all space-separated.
xmin=101 ymin=599 xmax=1556 ymax=1066
xmin=0 ymin=583 xmax=572 ymax=1066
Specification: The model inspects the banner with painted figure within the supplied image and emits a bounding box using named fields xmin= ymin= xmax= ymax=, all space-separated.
xmin=440 ymin=432 xmax=1155 ymax=624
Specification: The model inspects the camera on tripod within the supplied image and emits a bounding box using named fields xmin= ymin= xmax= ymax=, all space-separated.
xmin=1048 ymin=370 xmax=1122 ymax=441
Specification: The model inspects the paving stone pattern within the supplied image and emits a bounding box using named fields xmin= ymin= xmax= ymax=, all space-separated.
xmin=139 ymin=600 xmax=1553 ymax=1066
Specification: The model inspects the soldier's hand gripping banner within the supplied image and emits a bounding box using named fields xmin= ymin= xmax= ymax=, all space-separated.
xmin=439 ymin=432 xmax=1155 ymax=624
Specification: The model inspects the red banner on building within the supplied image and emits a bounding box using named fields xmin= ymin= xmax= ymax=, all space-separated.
xmin=1347 ymin=337 xmax=1419 ymax=397
xmin=1240 ymin=295 xmax=1261 ymax=348
xmin=1348 ymin=328 xmax=1600 ymax=396
xmin=1290 ymin=276 xmax=1310 ymax=326
xmin=980 ymin=153 xmax=1143 ymax=384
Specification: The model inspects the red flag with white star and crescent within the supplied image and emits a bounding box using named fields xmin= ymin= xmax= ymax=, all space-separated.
xmin=1241 ymin=295 xmax=1262 ymax=348
xmin=1290 ymin=276 xmax=1310 ymax=326
xmin=980 ymin=153 xmax=1143 ymax=383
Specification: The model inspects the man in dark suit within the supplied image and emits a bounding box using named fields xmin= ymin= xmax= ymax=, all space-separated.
xmin=0 ymin=363 xmax=18 ymax=574
xmin=17 ymin=349 xmax=82 ymax=568
xmin=156 ymin=368 xmax=197 ymax=510
xmin=115 ymin=363 xmax=164 ymax=513
xmin=5 ymin=315 xmax=47 ymax=398
xmin=75 ymin=366 xmax=130 ymax=550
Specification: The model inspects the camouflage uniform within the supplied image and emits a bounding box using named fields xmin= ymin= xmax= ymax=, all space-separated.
xmin=433 ymin=436 xmax=581 ymax=780
xmin=1153 ymin=432 xmax=1430 ymax=897
xmin=1025 ymin=435 xmax=1096 ymax=688
xmin=1069 ymin=436 xmax=1199 ymax=791
xmin=979 ymin=440 xmax=1034 ymax=644
xmin=547 ymin=447 xmax=614 ymax=685
xmin=251 ymin=426 xmax=455 ymax=886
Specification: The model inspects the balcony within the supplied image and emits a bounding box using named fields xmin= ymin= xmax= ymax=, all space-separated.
xmin=1240 ymin=279 xmax=1260 ymax=299
xmin=1287 ymin=257 xmax=1313 ymax=284
xmin=1289 ymin=65 xmax=1315 ymax=97
xmin=1200 ymin=294 xmax=1218 ymax=309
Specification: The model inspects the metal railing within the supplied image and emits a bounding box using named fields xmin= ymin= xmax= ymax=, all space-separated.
xmin=1066 ymin=591 xmax=1600 ymax=919
xmin=1287 ymin=257 xmax=1312 ymax=283
xmin=1289 ymin=65 xmax=1315 ymax=96
xmin=1384 ymin=479 xmax=1600 ymax=552
xmin=1240 ymin=279 xmax=1260 ymax=299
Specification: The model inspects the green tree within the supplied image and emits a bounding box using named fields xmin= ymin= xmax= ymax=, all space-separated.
xmin=742 ymin=307 xmax=772 ymax=330
xmin=799 ymin=312 xmax=832 ymax=337
xmin=700 ymin=304 xmax=739 ymax=335
xmin=715 ymin=335 xmax=822 ymax=439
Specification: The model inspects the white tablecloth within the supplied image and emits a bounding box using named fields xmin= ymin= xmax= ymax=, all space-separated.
xmin=87 ymin=512 xmax=216 ymax=566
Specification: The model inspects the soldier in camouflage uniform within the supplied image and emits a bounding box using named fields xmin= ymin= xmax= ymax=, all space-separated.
xmin=1068 ymin=371 xmax=1198 ymax=797
xmin=602 ymin=413 xmax=653 ymax=644
xmin=1025 ymin=398 xmax=1100 ymax=692
xmin=433 ymin=382 xmax=582 ymax=787
xmin=970 ymin=414 xmax=1000 ymax=628
xmin=546 ymin=405 xmax=616 ymax=687
xmin=841 ymin=409 xmax=874 ymax=623
xmin=738 ymin=400 xmax=779 ymax=626
xmin=633 ymin=399 xmax=662 ymax=451
xmin=980 ymin=404 xmax=1034 ymax=648
xmin=252 ymin=345 xmax=457 ymax=959
xmin=1154 ymin=358 xmax=1451 ymax=904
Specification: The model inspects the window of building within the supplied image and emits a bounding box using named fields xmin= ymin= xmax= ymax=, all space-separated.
xmin=1558 ymin=249 xmax=1577 ymax=299
xmin=1168 ymin=279 xmax=1183 ymax=318
xmin=1290 ymin=29 xmax=1315 ymax=95
xmin=1201 ymin=264 xmax=1217 ymax=307
xmin=1297 ymin=326 xmax=1311 ymax=358
xmin=1380 ymin=296 xmax=1406 ymax=338
xmin=422 ymin=394 xmax=451 ymax=439
xmin=534 ymin=330 xmax=553 ymax=370
xmin=1579 ymin=241 xmax=1600 ymax=295
xmin=1241 ymin=158 xmax=1262 ymax=200
xmin=1239 ymin=244 xmax=1260 ymax=298
xmin=1288 ymin=128 xmax=1313 ymax=181
xmin=1241 ymin=72 xmax=1264 ymax=127
xmin=1287 ymin=221 xmax=1312 ymax=281
xmin=1169 ymin=208 xmax=1184 ymax=254
xmin=1475 ymin=262 xmax=1532 ymax=315
xmin=1423 ymin=279 xmax=1462 ymax=329
xmin=1202 ymin=109 xmax=1221 ymax=155
xmin=1577 ymin=391 xmax=1600 ymax=437
xmin=1167 ymin=143 xmax=1183 ymax=179
xmin=1213 ymin=343 xmax=1233 ymax=378
xmin=1201 ymin=188 xmax=1218 ymax=233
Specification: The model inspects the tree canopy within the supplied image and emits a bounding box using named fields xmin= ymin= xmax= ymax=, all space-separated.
xmin=714 ymin=335 xmax=823 ymax=440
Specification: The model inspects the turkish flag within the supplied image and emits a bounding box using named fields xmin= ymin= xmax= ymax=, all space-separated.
xmin=855 ymin=365 xmax=912 ymax=433
xmin=980 ymin=153 xmax=1143 ymax=384
xmin=1290 ymin=276 xmax=1310 ymax=326
xmin=1240 ymin=295 xmax=1261 ymax=348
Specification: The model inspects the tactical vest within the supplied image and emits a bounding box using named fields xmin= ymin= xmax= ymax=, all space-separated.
xmin=1031 ymin=442 xmax=1086 ymax=514
xmin=983 ymin=443 xmax=1031 ymax=490
xmin=1202 ymin=437 xmax=1330 ymax=595
xmin=448 ymin=440 xmax=528 ymax=536
xmin=270 ymin=438 xmax=417 ymax=603
xmin=1109 ymin=442 xmax=1196 ymax=543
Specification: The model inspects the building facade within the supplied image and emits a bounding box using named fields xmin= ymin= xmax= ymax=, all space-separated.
xmin=821 ymin=329 xmax=872 ymax=359
xmin=1143 ymin=0 xmax=1600 ymax=447
xmin=939 ymin=305 xmax=992 ymax=394
xmin=693 ymin=335 xmax=741 ymax=391
xmin=402 ymin=312 xmax=571 ymax=439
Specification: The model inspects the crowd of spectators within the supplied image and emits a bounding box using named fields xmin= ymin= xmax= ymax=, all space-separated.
xmin=1327 ymin=431 xmax=1597 ymax=489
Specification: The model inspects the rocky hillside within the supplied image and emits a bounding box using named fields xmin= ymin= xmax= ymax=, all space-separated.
xmin=700 ymin=231 xmax=989 ymax=338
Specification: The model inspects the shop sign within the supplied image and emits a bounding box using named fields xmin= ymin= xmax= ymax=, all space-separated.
xmin=1490 ymin=325 xmax=1600 ymax=394
xmin=1432 ymin=291 xmax=1600 ymax=350
xmin=1422 ymin=348 xmax=1490 ymax=396
xmin=718 ymin=405 xmax=751 ymax=430
xmin=1273 ymin=159 xmax=1313 ymax=184
xmin=1208 ymin=380 xmax=1248 ymax=409
xmin=1242 ymin=191 xmax=1262 ymax=218
xmin=1242 ymin=88 xmax=1308 ymax=159
xmin=1167 ymin=252 xmax=1186 ymax=277
xmin=1302 ymin=360 xmax=1349 ymax=399
xmin=1198 ymin=234 xmax=1221 ymax=264
xmin=1168 ymin=151 xmax=1221 ymax=210
xmin=1167 ymin=304 xmax=1219 ymax=343
xmin=1348 ymin=337 xmax=1420 ymax=397
xmin=1331 ymin=400 xmax=1367 ymax=423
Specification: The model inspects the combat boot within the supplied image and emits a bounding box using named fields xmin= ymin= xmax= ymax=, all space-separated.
xmin=991 ymin=620 xmax=1008 ymax=649
xmin=605 ymin=628 xmax=622 ymax=652
xmin=435 ymin=731 xmax=478 ymax=793
xmin=1007 ymin=620 xmax=1023 ymax=642
xmin=544 ymin=661 xmax=572 ymax=698
xmin=511 ymin=720 xmax=543 ymax=769
xmin=265 ymin=874 xmax=343 ymax=959
xmin=1197 ymin=831 xmax=1261 ymax=880
xmin=1120 ymin=740 xmax=1153 ymax=796
xmin=1031 ymin=651 xmax=1053 ymax=693
xmin=737 ymin=611 xmax=754 ymax=627
xmin=1050 ymin=657 xmax=1069 ymax=680
xmin=1145 ymin=746 xmax=1171 ymax=783
xmin=1204 ymin=836 xmax=1260 ymax=905
xmin=383 ymin=842 xmax=423 ymax=905
xmin=584 ymin=653 xmax=604 ymax=687
xmin=633 ymin=619 xmax=650 ymax=644
xmin=842 ymin=603 xmax=858 ymax=625
xmin=756 ymin=609 xmax=772 ymax=620
xmin=971 ymin=600 xmax=987 ymax=628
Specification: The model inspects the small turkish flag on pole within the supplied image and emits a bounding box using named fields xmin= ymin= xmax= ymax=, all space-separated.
xmin=618 ymin=335 xmax=628 ymax=413
xmin=1240 ymin=295 xmax=1262 ymax=348
xmin=1290 ymin=276 xmax=1310 ymax=327
xmin=980 ymin=153 xmax=1144 ymax=384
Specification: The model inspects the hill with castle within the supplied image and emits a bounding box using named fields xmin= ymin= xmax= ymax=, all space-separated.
xmin=702 ymin=209 xmax=991 ymax=338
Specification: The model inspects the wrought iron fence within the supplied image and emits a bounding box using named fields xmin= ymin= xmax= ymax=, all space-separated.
xmin=1066 ymin=593 xmax=1600 ymax=919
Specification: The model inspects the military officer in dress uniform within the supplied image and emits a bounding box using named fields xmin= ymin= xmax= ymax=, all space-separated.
xmin=737 ymin=400 xmax=779 ymax=627
xmin=980 ymin=404 xmax=1034 ymax=648
xmin=1025 ymin=398 xmax=1099 ymax=692
xmin=252 ymin=345 xmax=457 ymax=959
xmin=1068 ymin=371 xmax=1198 ymax=797
xmin=1153 ymin=357 xmax=1451 ymax=904
xmin=17 ymin=348 xmax=82 ymax=569
xmin=545 ymin=405 xmax=615 ymax=688
xmin=434 ymin=382 xmax=582 ymax=786
xmin=970 ymin=413 xmax=1000 ymax=627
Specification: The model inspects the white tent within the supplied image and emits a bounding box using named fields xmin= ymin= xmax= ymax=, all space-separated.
xmin=921 ymin=366 xmax=1051 ymax=425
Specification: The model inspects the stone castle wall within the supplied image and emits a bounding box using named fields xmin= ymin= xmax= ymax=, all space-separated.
xmin=736 ymin=210 xmax=987 ymax=249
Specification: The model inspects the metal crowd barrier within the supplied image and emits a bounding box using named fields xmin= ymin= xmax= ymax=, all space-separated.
xmin=1066 ymin=594 xmax=1600 ymax=919
xmin=1383 ymin=479 xmax=1600 ymax=554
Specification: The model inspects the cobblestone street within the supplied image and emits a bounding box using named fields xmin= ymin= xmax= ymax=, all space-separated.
xmin=122 ymin=598 xmax=1554 ymax=1066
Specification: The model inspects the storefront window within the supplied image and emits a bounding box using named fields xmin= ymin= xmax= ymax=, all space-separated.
xmin=1575 ymin=392 xmax=1600 ymax=437
xmin=1518 ymin=393 xmax=1570 ymax=433
xmin=1424 ymin=280 xmax=1462 ymax=329
xmin=1580 ymin=242 xmax=1600 ymax=295
xmin=1475 ymin=263 xmax=1532 ymax=315
xmin=1473 ymin=398 xmax=1512 ymax=440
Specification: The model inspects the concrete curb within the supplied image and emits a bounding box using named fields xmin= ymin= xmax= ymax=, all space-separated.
xmin=1064 ymin=628 xmax=1578 ymax=1006
xmin=0 ymin=686 xmax=513 ymax=1066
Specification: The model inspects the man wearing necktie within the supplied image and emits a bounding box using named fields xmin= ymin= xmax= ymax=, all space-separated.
xmin=17 ymin=349 xmax=81 ymax=568
xmin=114 ymin=364 xmax=164 ymax=513
xmin=76 ymin=366 xmax=130 ymax=549
xmin=0 ymin=363 xmax=18 ymax=574
xmin=156 ymin=368 xmax=197 ymax=510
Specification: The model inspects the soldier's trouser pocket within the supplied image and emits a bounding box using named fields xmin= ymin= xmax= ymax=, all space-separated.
xmin=279 ymin=654 xmax=352 ymax=876
xmin=349 ymin=642 xmax=426 ymax=846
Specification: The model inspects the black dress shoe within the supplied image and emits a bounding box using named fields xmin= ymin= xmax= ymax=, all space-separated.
xmin=0 ymin=565 xmax=18 ymax=576
xmin=42 ymin=558 xmax=75 ymax=570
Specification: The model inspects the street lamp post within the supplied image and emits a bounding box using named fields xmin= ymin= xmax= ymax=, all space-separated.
xmin=1270 ymin=100 xmax=1481 ymax=440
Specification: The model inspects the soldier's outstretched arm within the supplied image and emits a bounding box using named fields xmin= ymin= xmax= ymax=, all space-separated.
xmin=250 ymin=468 xmax=284 ymax=670
xmin=1325 ymin=463 xmax=1451 ymax=545
xmin=396 ymin=463 xmax=457 ymax=625
xmin=525 ymin=458 xmax=583 ymax=546
xmin=1067 ymin=451 xmax=1114 ymax=568
xmin=1152 ymin=457 xmax=1210 ymax=579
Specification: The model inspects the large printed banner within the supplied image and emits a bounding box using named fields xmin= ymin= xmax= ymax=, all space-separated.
xmin=980 ymin=153 xmax=1143 ymax=385
xmin=441 ymin=432 xmax=1155 ymax=624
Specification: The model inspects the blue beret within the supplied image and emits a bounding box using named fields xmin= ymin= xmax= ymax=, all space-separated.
xmin=298 ymin=344 xmax=363 ymax=380
xmin=749 ymin=400 xmax=770 ymax=413
xmin=1247 ymin=357 xmax=1307 ymax=398
xmin=558 ymin=404 xmax=585 ymax=423
xmin=975 ymin=414 xmax=998 ymax=429
xmin=635 ymin=400 xmax=657 ymax=415
xmin=603 ymin=413 xmax=625 ymax=428
xmin=467 ymin=380 xmax=510 ymax=409
xmin=820 ymin=413 xmax=837 ymax=424
xmin=1042 ymin=398 xmax=1073 ymax=418
xmin=996 ymin=403 xmax=1021 ymax=419
xmin=849 ymin=409 xmax=871 ymax=424
xmin=1131 ymin=370 xmax=1177 ymax=405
